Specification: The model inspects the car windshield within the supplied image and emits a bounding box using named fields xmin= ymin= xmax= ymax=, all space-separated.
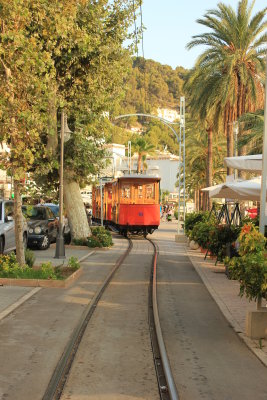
xmin=47 ymin=205 xmax=59 ymax=217
xmin=23 ymin=206 xmax=47 ymax=220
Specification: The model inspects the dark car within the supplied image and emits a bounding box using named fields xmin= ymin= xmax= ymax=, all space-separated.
xmin=22 ymin=205 xmax=58 ymax=250
xmin=41 ymin=203 xmax=71 ymax=244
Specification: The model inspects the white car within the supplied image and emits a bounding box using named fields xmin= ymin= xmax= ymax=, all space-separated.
xmin=0 ymin=200 xmax=28 ymax=253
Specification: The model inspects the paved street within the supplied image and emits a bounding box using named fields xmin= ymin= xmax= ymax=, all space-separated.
xmin=0 ymin=223 xmax=266 ymax=399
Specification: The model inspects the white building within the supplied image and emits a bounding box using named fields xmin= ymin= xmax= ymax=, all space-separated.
xmin=156 ymin=108 xmax=180 ymax=123
xmin=101 ymin=143 xmax=180 ymax=193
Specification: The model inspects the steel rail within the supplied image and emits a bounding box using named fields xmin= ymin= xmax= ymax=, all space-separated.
xmin=148 ymin=239 xmax=179 ymax=400
xmin=43 ymin=237 xmax=133 ymax=400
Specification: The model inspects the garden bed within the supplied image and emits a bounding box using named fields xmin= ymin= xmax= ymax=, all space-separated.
xmin=0 ymin=266 xmax=83 ymax=288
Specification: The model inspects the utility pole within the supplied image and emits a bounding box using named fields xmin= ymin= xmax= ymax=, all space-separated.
xmin=259 ymin=53 xmax=267 ymax=235
xmin=128 ymin=141 xmax=131 ymax=174
xmin=177 ymin=97 xmax=186 ymax=236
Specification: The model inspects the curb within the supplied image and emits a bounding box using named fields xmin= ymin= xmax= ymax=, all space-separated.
xmin=186 ymin=246 xmax=267 ymax=368
xmin=0 ymin=250 xmax=96 ymax=321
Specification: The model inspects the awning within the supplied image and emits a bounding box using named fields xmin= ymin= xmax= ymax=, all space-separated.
xmin=202 ymin=177 xmax=263 ymax=201
xmin=223 ymin=154 xmax=262 ymax=172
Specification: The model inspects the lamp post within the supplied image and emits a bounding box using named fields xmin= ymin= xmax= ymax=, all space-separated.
xmin=259 ymin=53 xmax=267 ymax=235
xmin=55 ymin=110 xmax=72 ymax=259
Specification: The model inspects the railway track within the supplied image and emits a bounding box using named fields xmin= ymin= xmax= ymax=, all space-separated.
xmin=43 ymin=236 xmax=179 ymax=400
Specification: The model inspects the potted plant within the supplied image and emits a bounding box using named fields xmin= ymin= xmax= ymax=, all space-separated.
xmin=225 ymin=223 xmax=267 ymax=339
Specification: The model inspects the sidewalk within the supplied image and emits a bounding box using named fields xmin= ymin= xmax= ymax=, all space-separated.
xmin=0 ymin=244 xmax=95 ymax=321
xmin=33 ymin=244 xmax=94 ymax=267
xmin=186 ymin=244 xmax=267 ymax=367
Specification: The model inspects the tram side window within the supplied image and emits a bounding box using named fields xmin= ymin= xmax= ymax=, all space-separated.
xmin=138 ymin=185 xmax=143 ymax=199
xmin=121 ymin=185 xmax=131 ymax=199
xmin=145 ymin=184 xmax=155 ymax=199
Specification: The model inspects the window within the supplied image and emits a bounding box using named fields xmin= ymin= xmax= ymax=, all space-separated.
xmin=145 ymin=184 xmax=155 ymax=199
xmin=47 ymin=208 xmax=56 ymax=219
xmin=138 ymin=185 xmax=143 ymax=199
xmin=4 ymin=202 xmax=14 ymax=220
xmin=121 ymin=185 xmax=130 ymax=199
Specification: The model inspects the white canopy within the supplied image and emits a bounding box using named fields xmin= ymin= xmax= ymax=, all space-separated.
xmin=202 ymin=177 xmax=264 ymax=201
xmin=223 ymin=154 xmax=262 ymax=172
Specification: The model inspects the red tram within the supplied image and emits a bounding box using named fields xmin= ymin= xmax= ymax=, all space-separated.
xmin=92 ymin=175 xmax=161 ymax=236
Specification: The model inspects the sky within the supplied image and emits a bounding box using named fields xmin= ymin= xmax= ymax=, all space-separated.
xmin=136 ymin=0 xmax=267 ymax=70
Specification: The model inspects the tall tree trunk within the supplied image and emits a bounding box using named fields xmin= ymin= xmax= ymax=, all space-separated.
xmin=199 ymin=190 xmax=202 ymax=211
xmin=64 ymin=180 xmax=91 ymax=240
xmin=14 ymin=180 xmax=25 ymax=266
xmin=206 ymin=126 xmax=213 ymax=210
xmin=226 ymin=105 xmax=234 ymax=175
xmin=194 ymin=190 xmax=198 ymax=211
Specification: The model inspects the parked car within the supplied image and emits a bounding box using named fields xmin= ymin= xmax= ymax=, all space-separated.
xmin=0 ymin=200 xmax=28 ymax=254
xmin=22 ymin=205 xmax=58 ymax=250
xmin=40 ymin=203 xmax=71 ymax=244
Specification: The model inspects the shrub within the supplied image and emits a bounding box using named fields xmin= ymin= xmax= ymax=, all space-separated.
xmin=207 ymin=224 xmax=240 ymax=261
xmin=67 ymin=257 xmax=80 ymax=270
xmin=225 ymin=223 xmax=267 ymax=301
xmin=184 ymin=211 xmax=210 ymax=237
xmin=72 ymin=227 xmax=113 ymax=248
xmin=25 ymin=249 xmax=36 ymax=268
xmin=0 ymin=256 xmax=58 ymax=280
xmin=90 ymin=227 xmax=113 ymax=248
xmin=73 ymin=238 xmax=88 ymax=246
xmin=191 ymin=220 xmax=214 ymax=248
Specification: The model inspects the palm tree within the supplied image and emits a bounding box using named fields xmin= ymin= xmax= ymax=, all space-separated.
xmin=185 ymin=125 xmax=226 ymax=211
xmin=131 ymin=136 xmax=155 ymax=173
xmin=187 ymin=0 xmax=266 ymax=171
xmin=238 ymin=109 xmax=264 ymax=154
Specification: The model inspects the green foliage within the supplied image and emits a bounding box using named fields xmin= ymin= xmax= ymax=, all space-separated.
xmin=207 ymin=225 xmax=240 ymax=261
xmin=112 ymin=57 xmax=187 ymax=154
xmin=72 ymin=238 xmax=88 ymax=246
xmin=25 ymin=249 xmax=36 ymax=268
xmin=0 ymin=255 xmax=57 ymax=280
xmin=225 ymin=224 xmax=267 ymax=301
xmin=191 ymin=220 xmax=215 ymax=249
xmin=90 ymin=227 xmax=113 ymax=248
xmin=0 ymin=253 xmax=80 ymax=280
xmin=184 ymin=211 xmax=210 ymax=237
xmin=73 ymin=227 xmax=113 ymax=248
xmin=67 ymin=257 xmax=80 ymax=271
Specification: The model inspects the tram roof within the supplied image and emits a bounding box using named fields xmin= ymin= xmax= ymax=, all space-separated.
xmin=118 ymin=174 xmax=161 ymax=181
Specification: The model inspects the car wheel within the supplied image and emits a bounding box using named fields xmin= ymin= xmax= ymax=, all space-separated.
xmin=0 ymin=237 xmax=4 ymax=254
xmin=23 ymin=233 xmax=28 ymax=250
xmin=38 ymin=234 xmax=50 ymax=250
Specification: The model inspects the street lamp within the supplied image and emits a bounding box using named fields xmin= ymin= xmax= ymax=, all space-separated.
xmin=55 ymin=110 xmax=72 ymax=259
xmin=259 ymin=53 xmax=267 ymax=235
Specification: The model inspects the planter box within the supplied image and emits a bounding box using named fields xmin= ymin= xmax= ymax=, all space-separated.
xmin=0 ymin=267 xmax=83 ymax=289
xmin=246 ymin=309 xmax=267 ymax=339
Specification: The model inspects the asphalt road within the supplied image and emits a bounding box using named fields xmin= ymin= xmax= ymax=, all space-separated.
xmin=154 ymin=223 xmax=267 ymax=400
